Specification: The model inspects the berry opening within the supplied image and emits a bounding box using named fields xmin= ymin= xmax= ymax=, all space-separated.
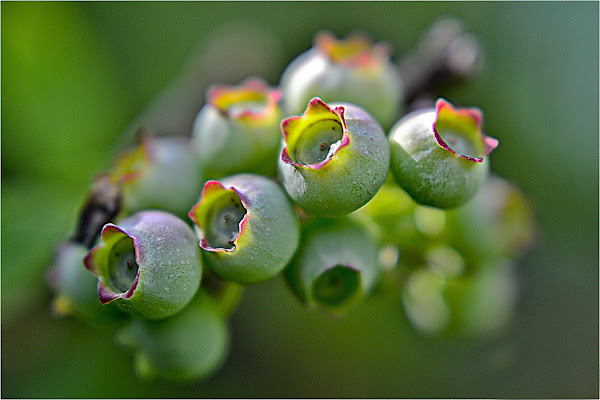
xmin=435 ymin=124 xmax=483 ymax=159
xmin=208 ymin=79 xmax=281 ymax=121
xmin=323 ymin=36 xmax=370 ymax=62
xmin=281 ymin=98 xmax=350 ymax=169
xmin=315 ymin=31 xmax=389 ymax=68
xmin=204 ymin=191 xmax=247 ymax=250
xmin=293 ymin=119 xmax=343 ymax=165
xmin=432 ymin=98 xmax=498 ymax=162
xmin=313 ymin=265 xmax=360 ymax=308
xmin=190 ymin=181 xmax=249 ymax=252
xmin=107 ymin=236 xmax=139 ymax=293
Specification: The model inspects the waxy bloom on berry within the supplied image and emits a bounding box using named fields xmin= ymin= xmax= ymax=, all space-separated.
xmin=85 ymin=211 xmax=202 ymax=320
xmin=192 ymin=77 xmax=282 ymax=178
xmin=278 ymin=97 xmax=389 ymax=217
xmin=189 ymin=174 xmax=299 ymax=284
xmin=280 ymin=31 xmax=403 ymax=128
xmin=285 ymin=217 xmax=381 ymax=315
xmin=389 ymin=98 xmax=498 ymax=209
xmin=111 ymin=135 xmax=203 ymax=218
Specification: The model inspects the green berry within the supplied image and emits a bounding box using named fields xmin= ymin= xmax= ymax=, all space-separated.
xmin=278 ymin=97 xmax=389 ymax=217
xmin=280 ymin=31 xmax=403 ymax=128
xmin=351 ymin=178 xmax=446 ymax=252
xmin=402 ymin=259 xmax=517 ymax=337
xmin=389 ymin=98 xmax=498 ymax=209
xmin=284 ymin=217 xmax=381 ymax=315
xmin=46 ymin=241 xmax=127 ymax=325
xmin=111 ymin=135 xmax=203 ymax=218
xmin=191 ymin=77 xmax=282 ymax=178
xmin=115 ymin=295 xmax=229 ymax=382
xmin=189 ymin=174 xmax=300 ymax=284
xmin=445 ymin=174 xmax=537 ymax=262
xmin=85 ymin=211 xmax=202 ymax=320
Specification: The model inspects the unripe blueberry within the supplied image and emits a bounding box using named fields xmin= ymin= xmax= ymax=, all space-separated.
xmin=351 ymin=178 xmax=449 ymax=272
xmin=189 ymin=174 xmax=300 ymax=284
xmin=46 ymin=241 xmax=127 ymax=325
xmin=191 ymin=77 xmax=282 ymax=178
xmin=445 ymin=174 xmax=537 ymax=262
xmin=278 ymin=97 xmax=390 ymax=217
xmin=284 ymin=217 xmax=381 ymax=315
xmin=115 ymin=295 xmax=229 ymax=382
xmin=389 ymin=98 xmax=499 ymax=209
xmin=85 ymin=211 xmax=202 ymax=320
xmin=351 ymin=178 xmax=446 ymax=250
xmin=111 ymin=135 xmax=203 ymax=218
xmin=402 ymin=258 xmax=518 ymax=337
xmin=280 ymin=31 xmax=403 ymax=128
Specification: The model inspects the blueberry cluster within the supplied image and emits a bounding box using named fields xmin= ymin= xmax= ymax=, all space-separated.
xmin=47 ymin=22 xmax=535 ymax=382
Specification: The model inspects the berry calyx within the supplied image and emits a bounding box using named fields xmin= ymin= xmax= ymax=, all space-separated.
xmin=280 ymin=31 xmax=403 ymax=128
xmin=279 ymin=97 xmax=390 ymax=217
xmin=189 ymin=174 xmax=300 ymax=284
xmin=389 ymin=98 xmax=498 ymax=209
xmin=85 ymin=211 xmax=202 ymax=320
xmin=192 ymin=77 xmax=282 ymax=178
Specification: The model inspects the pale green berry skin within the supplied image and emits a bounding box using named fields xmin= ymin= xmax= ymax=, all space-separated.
xmin=389 ymin=107 xmax=491 ymax=209
xmin=191 ymin=79 xmax=282 ymax=179
xmin=46 ymin=241 xmax=127 ymax=325
xmin=350 ymin=177 xmax=450 ymax=272
xmin=278 ymin=99 xmax=390 ymax=217
xmin=280 ymin=33 xmax=403 ymax=129
xmin=402 ymin=258 xmax=518 ymax=337
xmin=445 ymin=174 xmax=536 ymax=263
xmin=85 ymin=211 xmax=202 ymax=320
xmin=284 ymin=217 xmax=381 ymax=314
xmin=351 ymin=177 xmax=447 ymax=250
xmin=190 ymin=174 xmax=300 ymax=284
xmin=115 ymin=295 xmax=229 ymax=382
xmin=117 ymin=137 xmax=204 ymax=218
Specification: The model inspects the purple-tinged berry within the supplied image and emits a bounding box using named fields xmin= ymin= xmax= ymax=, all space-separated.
xmin=85 ymin=211 xmax=202 ymax=320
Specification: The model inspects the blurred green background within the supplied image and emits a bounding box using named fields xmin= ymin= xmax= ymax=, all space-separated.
xmin=2 ymin=2 xmax=598 ymax=398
